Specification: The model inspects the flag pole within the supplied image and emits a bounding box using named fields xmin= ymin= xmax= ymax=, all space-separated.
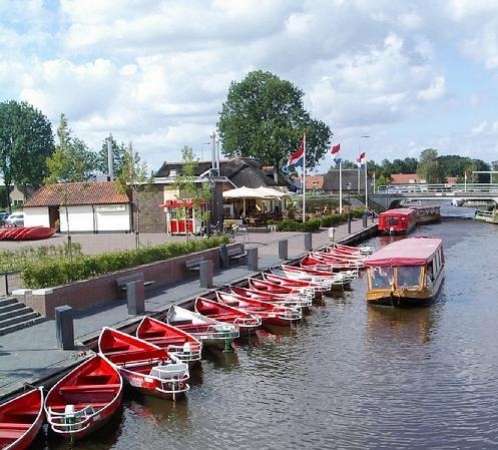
xmin=302 ymin=133 xmax=306 ymax=223
xmin=339 ymin=160 xmax=343 ymax=214
xmin=365 ymin=157 xmax=368 ymax=211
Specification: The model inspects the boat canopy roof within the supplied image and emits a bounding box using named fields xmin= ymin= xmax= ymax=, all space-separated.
xmin=379 ymin=208 xmax=415 ymax=217
xmin=364 ymin=237 xmax=443 ymax=267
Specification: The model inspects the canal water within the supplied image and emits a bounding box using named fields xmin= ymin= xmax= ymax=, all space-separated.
xmin=39 ymin=206 xmax=498 ymax=450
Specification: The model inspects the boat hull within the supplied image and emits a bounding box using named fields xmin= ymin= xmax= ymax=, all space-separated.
xmin=0 ymin=387 xmax=44 ymax=450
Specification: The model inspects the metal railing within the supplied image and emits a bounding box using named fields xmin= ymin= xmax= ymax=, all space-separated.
xmin=375 ymin=183 xmax=498 ymax=195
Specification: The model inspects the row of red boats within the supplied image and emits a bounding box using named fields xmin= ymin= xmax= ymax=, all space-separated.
xmin=0 ymin=241 xmax=372 ymax=449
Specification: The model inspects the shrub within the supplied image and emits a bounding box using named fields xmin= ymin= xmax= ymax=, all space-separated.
xmin=20 ymin=236 xmax=228 ymax=289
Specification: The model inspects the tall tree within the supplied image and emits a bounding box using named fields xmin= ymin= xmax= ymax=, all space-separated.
xmin=96 ymin=134 xmax=129 ymax=177
xmin=0 ymin=100 xmax=54 ymax=209
xmin=218 ymin=70 xmax=332 ymax=171
xmin=45 ymin=114 xmax=97 ymax=183
xmin=417 ymin=148 xmax=444 ymax=183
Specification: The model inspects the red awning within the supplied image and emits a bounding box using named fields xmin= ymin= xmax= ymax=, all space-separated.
xmin=160 ymin=199 xmax=205 ymax=209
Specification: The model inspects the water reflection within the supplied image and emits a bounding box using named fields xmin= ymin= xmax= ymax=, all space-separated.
xmin=366 ymin=304 xmax=438 ymax=345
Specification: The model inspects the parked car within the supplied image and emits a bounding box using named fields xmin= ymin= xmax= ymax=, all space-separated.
xmin=0 ymin=211 xmax=9 ymax=225
xmin=6 ymin=212 xmax=24 ymax=227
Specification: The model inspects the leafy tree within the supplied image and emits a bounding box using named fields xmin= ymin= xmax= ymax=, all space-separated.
xmin=417 ymin=148 xmax=445 ymax=183
xmin=172 ymin=146 xmax=212 ymax=240
xmin=96 ymin=134 xmax=129 ymax=177
xmin=115 ymin=143 xmax=153 ymax=249
xmin=218 ymin=70 xmax=332 ymax=171
xmin=45 ymin=114 xmax=97 ymax=183
xmin=0 ymin=100 xmax=54 ymax=209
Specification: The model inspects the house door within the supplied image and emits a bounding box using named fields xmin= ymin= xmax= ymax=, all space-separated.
xmin=48 ymin=206 xmax=60 ymax=229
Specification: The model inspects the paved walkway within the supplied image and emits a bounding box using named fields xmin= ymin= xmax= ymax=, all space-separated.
xmin=0 ymin=218 xmax=376 ymax=400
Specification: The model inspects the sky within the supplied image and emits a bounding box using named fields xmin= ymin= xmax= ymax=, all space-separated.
xmin=2 ymin=0 xmax=498 ymax=175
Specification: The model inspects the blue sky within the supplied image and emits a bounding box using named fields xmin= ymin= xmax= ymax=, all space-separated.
xmin=2 ymin=0 xmax=498 ymax=174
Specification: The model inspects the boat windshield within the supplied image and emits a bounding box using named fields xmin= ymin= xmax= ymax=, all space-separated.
xmin=371 ymin=266 xmax=394 ymax=289
xmin=397 ymin=266 xmax=422 ymax=287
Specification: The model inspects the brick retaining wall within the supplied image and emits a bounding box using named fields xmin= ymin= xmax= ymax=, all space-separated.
xmin=17 ymin=244 xmax=243 ymax=319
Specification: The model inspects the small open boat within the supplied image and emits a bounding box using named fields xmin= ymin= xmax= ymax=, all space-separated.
xmin=328 ymin=242 xmax=373 ymax=256
xmin=230 ymin=285 xmax=313 ymax=310
xmin=98 ymin=327 xmax=189 ymax=401
xmin=262 ymin=272 xmax=324 ymax=296
xmin=194 ymin=297 xmax=261 ymax=335
xmin=44 ymin=354 xmax=123 ymax=441
xmin=166 ymin=305 xmax=240 ymax=350
xmin=0 ymin=387 xmax=44 ymax=450
xmin=136 ymin=316 xmax=202 ymax=366
xmin=216 ymin=291 xmax=302 ymax=327
xmin=248 ymin=277 xmax=315 ymax=301
xmin=0 ymin=226 xmax=56 ymax=241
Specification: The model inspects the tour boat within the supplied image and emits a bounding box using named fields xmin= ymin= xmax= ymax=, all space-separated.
xmin=363 ymin=237 xmax=445 ymax=307
xmin=377 ymin=208 xmax=417 ymax=235
xmin=216 ymin=291 xmax=302 ymax=327
xmin=194 ymin=296 xmax=262 ymax=334
xmin=411 ymin=205 xmax=442 ymax=224
xmin=136 ymin=316 xmax=202 ymax=366
xmin=166 ymin=305 xmax=240 ymax=350
xmin=98 ymin=327 xmax=190 ymax=401
xmin=0 ymin=226 xmax=56 ymax=241
xmin=230 ymin=285 xmax=313 ymax=310
xmin=0 ymin=387 xmax=44 ymax=450
xmin=44 ymin=354 xmax=123 ymax=441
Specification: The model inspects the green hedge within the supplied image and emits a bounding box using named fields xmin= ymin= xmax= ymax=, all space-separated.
xmin=268 ymin=210 xmax=368 ymax=232
xmin=20 ymin=236 xmax=228 ymax=289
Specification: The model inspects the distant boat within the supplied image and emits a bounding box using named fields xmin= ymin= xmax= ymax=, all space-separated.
xmin=0 ymin=226 xmax=56 ymax=241
xmin=475 ymin=207 xmax=498 ymax=224
xmin=411 ymin=205 xmax=442 ymax=224
xmin=0 ymin=387 xmax=44 ymax=450
xmin=44 ymin=354 xmax=123 ymax=441
xmin=363 ymin=237 xmax=445 ymax=307
xmin=377 ymin=208 xmax=417 ymax=235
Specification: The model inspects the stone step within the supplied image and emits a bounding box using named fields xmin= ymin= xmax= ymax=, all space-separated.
xmin=0 ymin=297 xmax=18 ymax=308
xmin=0 ymin=311 xmax=41 ymax=330
xmin=0 ymin=302 xmax=25 ymax=315
xmin=0 ymin=316 xmax=47 ymax=337
xmin=0 ymin=306 xmax=34 ymax=322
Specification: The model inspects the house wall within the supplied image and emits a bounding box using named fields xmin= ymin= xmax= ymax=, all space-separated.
xmin=58 ymin=204 xmax=131 ymax=233
xmin=134 ymin=185 xmax=165 ymax=233
xmin=24 ymin=207 xmax=50 ymax=227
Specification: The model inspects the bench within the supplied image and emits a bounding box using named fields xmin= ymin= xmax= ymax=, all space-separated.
xmin=59 ymin=384 xmax=121 ymax=393
xmin=185 ymin=257 xmax=204 ymax=272
xmin=116 ymin=272 xmax=155 ymax=292
xmin=227 ymin=247 xmax=247 ymax=263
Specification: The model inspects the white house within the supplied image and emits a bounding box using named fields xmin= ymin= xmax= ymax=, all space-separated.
xmin=23 ymin=181 xmax=132 ymax=233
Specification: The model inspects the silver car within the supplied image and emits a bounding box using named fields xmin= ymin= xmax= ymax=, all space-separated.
xmin=6 ymin=212 xmax=24 ymax=227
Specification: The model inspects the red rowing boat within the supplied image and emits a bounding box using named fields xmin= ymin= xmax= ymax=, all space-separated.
xmin=216 ymin=291 xmax=302 ymax=327
xmin=136 ymin=316 xmax=202 ymax=366
xmin=194 ymin=297 xmax=261 ymax=334
xmin=0 ymin=226 xmax=56 ymax=241
xmin=44 ymin=354 xmax=123 ymax=441
xmin=230 ymin=285 xmax=312 ymax=310
xmin=166 ymin=305 xmax=240 ymax=350
xmin=248 ymin=277 xmax=314 ymax=300
xmin=98 ymin=327 xmax=190 ymax=401
xmin=0 ymin=387 xmax=44 ymax=450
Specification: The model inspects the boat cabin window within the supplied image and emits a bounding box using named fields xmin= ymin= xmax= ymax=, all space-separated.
xmin=397 ymin=266 xmax=421 ymax=287
xmin=371 ymin=266 xmax=394 ymax=288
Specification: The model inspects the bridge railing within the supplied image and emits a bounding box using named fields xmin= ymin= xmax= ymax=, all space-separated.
xmin=376 ymin=183 xmax=498 ymax=194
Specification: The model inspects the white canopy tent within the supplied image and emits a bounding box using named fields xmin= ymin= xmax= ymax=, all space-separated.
xmin=222 ymin=186 xmax=289 ymax=217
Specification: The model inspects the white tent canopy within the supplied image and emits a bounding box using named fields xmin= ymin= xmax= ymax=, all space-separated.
xmin=222 ymin=185 xmax=289 ymax=218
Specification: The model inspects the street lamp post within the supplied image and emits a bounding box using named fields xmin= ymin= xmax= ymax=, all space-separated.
xmin=347 ymin=182 xmax=352 ymax=234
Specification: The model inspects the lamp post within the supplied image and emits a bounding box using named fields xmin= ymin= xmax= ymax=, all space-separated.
xmin=347 ymin=181 xmax=352 ymax=234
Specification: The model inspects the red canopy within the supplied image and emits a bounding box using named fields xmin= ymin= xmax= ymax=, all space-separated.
xmin=160 ymin=199 xmax=205 ymax=209
xmin=364 ymin=237 xmax=443 ymax=267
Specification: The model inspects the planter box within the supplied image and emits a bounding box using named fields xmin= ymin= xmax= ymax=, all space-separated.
xmin=15 ymin=244 xmax=244 ymax=319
